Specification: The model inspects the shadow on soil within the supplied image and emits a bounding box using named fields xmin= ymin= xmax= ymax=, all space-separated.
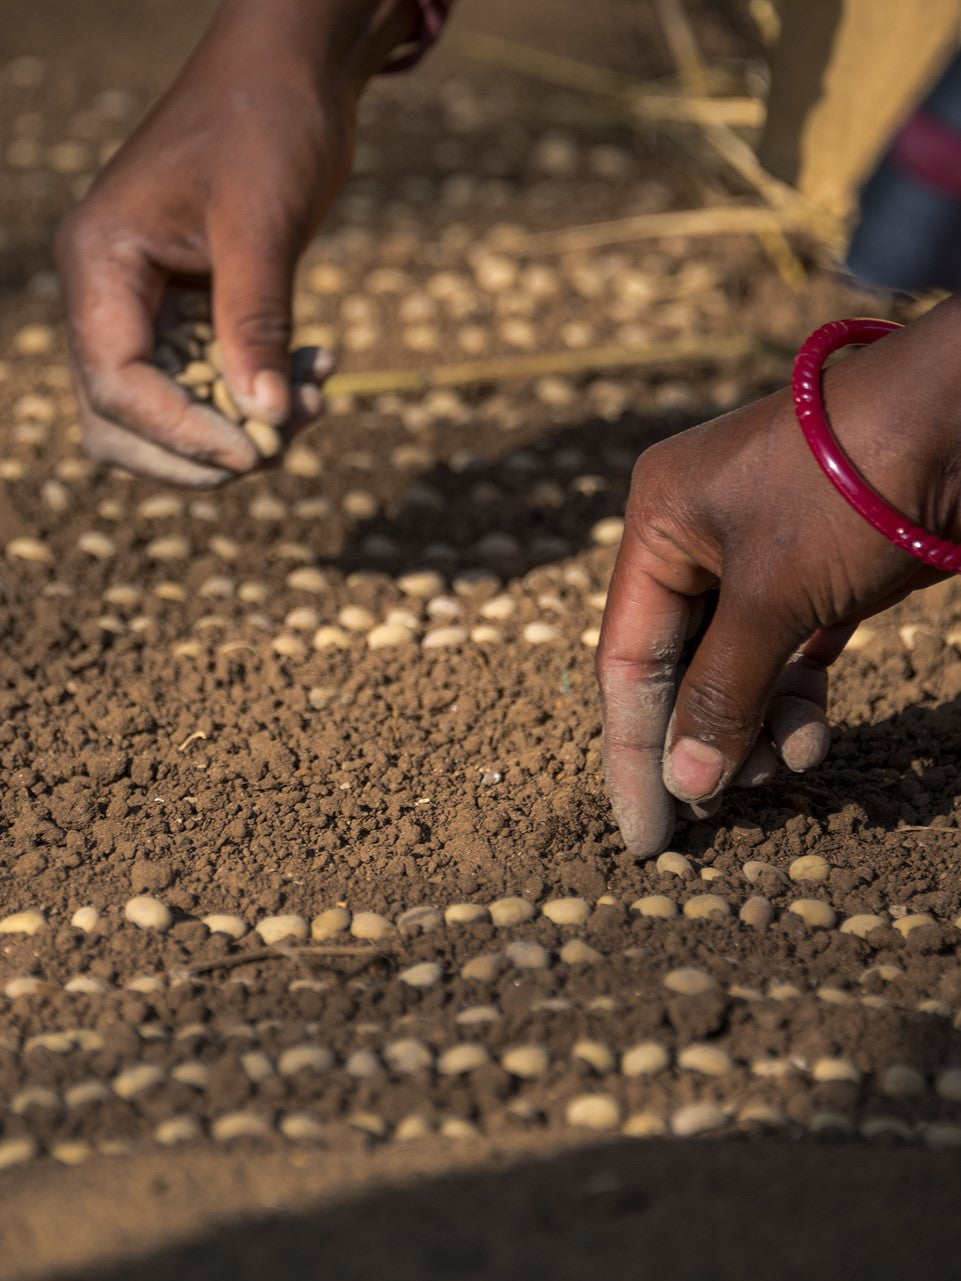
xmin=52 ymin=1135 xmax=961 ymax=1281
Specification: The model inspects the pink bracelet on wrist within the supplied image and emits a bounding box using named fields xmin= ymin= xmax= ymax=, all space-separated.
xmin=793 ymin=317 xmax=961 ymax=572
xmin=382 ymin=0 xmax=451 ymax=72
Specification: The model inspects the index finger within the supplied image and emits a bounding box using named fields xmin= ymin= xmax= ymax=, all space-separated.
xmin=597 ymin=530 xmax=693 ymax=857
xmin=58 ymin=223 xmax=258 ymax=473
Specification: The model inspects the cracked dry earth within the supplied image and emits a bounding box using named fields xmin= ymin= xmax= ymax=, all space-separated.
xmin=3 ymin=1 xmax=961 ymax=1278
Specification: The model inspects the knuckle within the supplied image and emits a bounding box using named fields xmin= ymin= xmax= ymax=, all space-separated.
xmin=83 ymin=370 xmax=124 ymax=424
xmin=677 ymin=675 xmax=756 ymax=743
xmin=53 ymin=207 xmax=98 ymax=269
xmin=227 ymin=305 xmax=291 ymax=353
xmin=625 ymin=441 xmax=686 ymax=540
xmin=80 ymin=428 xmax=112 ymax=465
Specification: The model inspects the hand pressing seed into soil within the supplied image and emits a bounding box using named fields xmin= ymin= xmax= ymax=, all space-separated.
xmin=55 ymin=0 xmax=420 ymax=486
xmin=598 ymin=296 xmax=961 ymax=856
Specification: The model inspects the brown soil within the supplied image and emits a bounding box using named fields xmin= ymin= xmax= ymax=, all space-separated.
xmin=3 ymin=2 xmax=961 ymax=1278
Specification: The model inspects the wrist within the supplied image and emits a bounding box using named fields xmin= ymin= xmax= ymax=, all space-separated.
xmin=211 ymin=0 xmax=419 ymax=94
xmin=814 ymin=299 xmax=961 ymax=550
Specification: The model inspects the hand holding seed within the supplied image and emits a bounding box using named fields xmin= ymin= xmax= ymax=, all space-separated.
xmin=53 ymin=0 xmax=367 ymax=485
xmin=598 ymin=299 xmax=961 ymax=856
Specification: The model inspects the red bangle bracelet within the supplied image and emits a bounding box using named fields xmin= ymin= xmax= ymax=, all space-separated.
xmin=793 ymin=317 xmax=961 ymax=573
xmin=382 ymin=0 xmax=451 ymax=72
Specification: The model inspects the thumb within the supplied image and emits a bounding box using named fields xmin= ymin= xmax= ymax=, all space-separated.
xmin=663 ymin=594 xmax=801 ymax=803
xmin=210 ymin=214 xmax=297 ymax=425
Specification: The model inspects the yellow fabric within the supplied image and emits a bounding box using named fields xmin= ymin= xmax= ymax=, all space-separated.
xmin=758 ymin=0 xmax=961 ymax=216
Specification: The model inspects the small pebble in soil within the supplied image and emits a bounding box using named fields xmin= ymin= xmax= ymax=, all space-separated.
xmin=0 ymin=909 xmax=45 ymax=936
xmin=788 ymin=899 xmax=836 ymax=930
xmin=123 ymin=896 xmax=172 ymax=931
xmin=565 ymin=1094 xmax=621 ymax=1131
xmin=255 ymin=914 xmax=308 ymax=945
xmin=621 ymin=1041 xmax=670 ymax=1077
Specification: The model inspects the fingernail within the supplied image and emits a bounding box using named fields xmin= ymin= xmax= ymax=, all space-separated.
xmin=249 ymin=369 xmax=288 ymax=423
xmin=665 ymin=737 xmax=724 ymax=800
xmin=781 ymin=721 xmax=831 ymax=773
xmin=293 ymin=383 xmax=324 ymax=418
xmin=312 ymin=347 xmax=336 ymax=380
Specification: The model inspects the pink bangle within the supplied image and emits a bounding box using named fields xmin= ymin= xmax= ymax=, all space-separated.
xmin=382 ymin=0 xmax=451 ymax=72
xmin=793 ymin=317 xmax=961 ymax=572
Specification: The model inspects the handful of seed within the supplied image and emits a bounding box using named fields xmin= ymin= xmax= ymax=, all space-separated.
xmin=152 ymin=290 xmax=295 ymax=460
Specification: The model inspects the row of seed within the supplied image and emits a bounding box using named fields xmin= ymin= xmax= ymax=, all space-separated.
xmin=4 ymin=1094 xmax=961 ymax=1173
xmin=1 ymin=878 xmax=954 ymax=949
